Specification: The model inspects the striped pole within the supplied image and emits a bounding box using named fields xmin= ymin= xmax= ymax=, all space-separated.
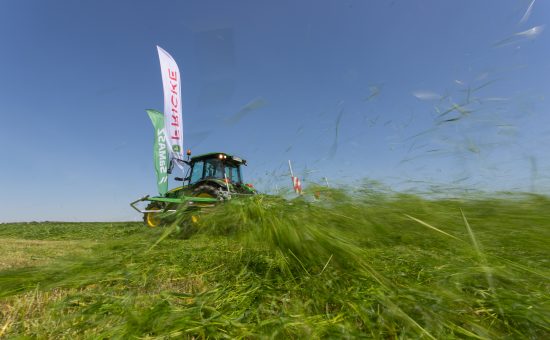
xmin=288 ymin=160 xmax=302 ymax=194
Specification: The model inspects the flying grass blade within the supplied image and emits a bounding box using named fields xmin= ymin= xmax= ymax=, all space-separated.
xmin=520 ymin=0 xmax=536 ymax=24
xmin=404 ymin=214 xmax=462 ymax=241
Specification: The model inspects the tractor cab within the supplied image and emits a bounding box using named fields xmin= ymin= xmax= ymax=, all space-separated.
xmin=183 ymin=152 xmax=256 ymax=195
xmin=188 ymin=153 xmax=243 ymax=185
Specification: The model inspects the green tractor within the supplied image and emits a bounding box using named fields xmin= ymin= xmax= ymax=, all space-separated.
xmin=131 ymin=151 xmax=256 ymax=227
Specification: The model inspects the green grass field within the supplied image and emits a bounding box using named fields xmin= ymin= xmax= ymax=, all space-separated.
xmin=1 ymin=188 xmax=549 ymax=338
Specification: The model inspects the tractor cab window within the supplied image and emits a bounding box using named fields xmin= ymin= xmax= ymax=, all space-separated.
xmin=203 ymin=159 xmax=224 ymax=179
xmin=225 ymin=163 xmax=242 ymax=183
xmin=189 ymin=160 xmax=205 ymax=184
xmin=189 ymin=158 xmax=241 ymax=183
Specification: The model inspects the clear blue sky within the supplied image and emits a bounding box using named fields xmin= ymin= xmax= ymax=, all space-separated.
xmin=1 ymin=0 xmax=548 ymax=222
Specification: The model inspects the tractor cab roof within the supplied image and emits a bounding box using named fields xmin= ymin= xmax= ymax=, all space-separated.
xmin=190 ymin=152 xmax=247 ymax=165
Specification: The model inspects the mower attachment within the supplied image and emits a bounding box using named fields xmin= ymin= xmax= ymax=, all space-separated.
xmin=129 ymin=195 xmax=218 ymax=214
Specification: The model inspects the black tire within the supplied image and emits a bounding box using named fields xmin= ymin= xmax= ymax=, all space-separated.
xmin=174 ymin=184 xmax=221 ymax=239
xmin=191 ymin=184 xmax=221 ymax=207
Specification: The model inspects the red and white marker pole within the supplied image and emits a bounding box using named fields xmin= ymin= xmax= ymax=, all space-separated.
xmin=288 ymin=160 xmax=302 ymax=194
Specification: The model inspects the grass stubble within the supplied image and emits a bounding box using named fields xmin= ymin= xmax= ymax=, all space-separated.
xmin=0 ymin=186 xmax=549 ymax=338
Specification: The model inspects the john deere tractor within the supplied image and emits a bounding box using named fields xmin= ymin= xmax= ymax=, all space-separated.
xmin=131 ymin=152 xmax=256 ymax=227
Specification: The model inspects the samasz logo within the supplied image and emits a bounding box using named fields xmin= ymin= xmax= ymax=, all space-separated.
xmin=157 ymin=128 xmax=168 ymax=183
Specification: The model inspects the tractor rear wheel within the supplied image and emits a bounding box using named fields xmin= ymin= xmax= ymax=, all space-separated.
xmin=143 ymin=202 xmax=164 ymax=228
xmin=181 ymin=184 xmax=220 ymax=231
xmin=191 ymin=184 xmax=220 ymax=208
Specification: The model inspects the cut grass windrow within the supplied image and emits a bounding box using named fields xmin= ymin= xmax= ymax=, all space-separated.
xmin=0 ymin=188 xmax=549 ymax=338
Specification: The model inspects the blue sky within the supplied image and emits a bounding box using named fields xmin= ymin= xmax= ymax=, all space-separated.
xmin=0 ymin=0 xmax=549 ymax=222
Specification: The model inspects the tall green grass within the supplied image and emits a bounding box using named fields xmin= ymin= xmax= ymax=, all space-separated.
xmin=1 ymin=187 xmax=549 ymax=338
